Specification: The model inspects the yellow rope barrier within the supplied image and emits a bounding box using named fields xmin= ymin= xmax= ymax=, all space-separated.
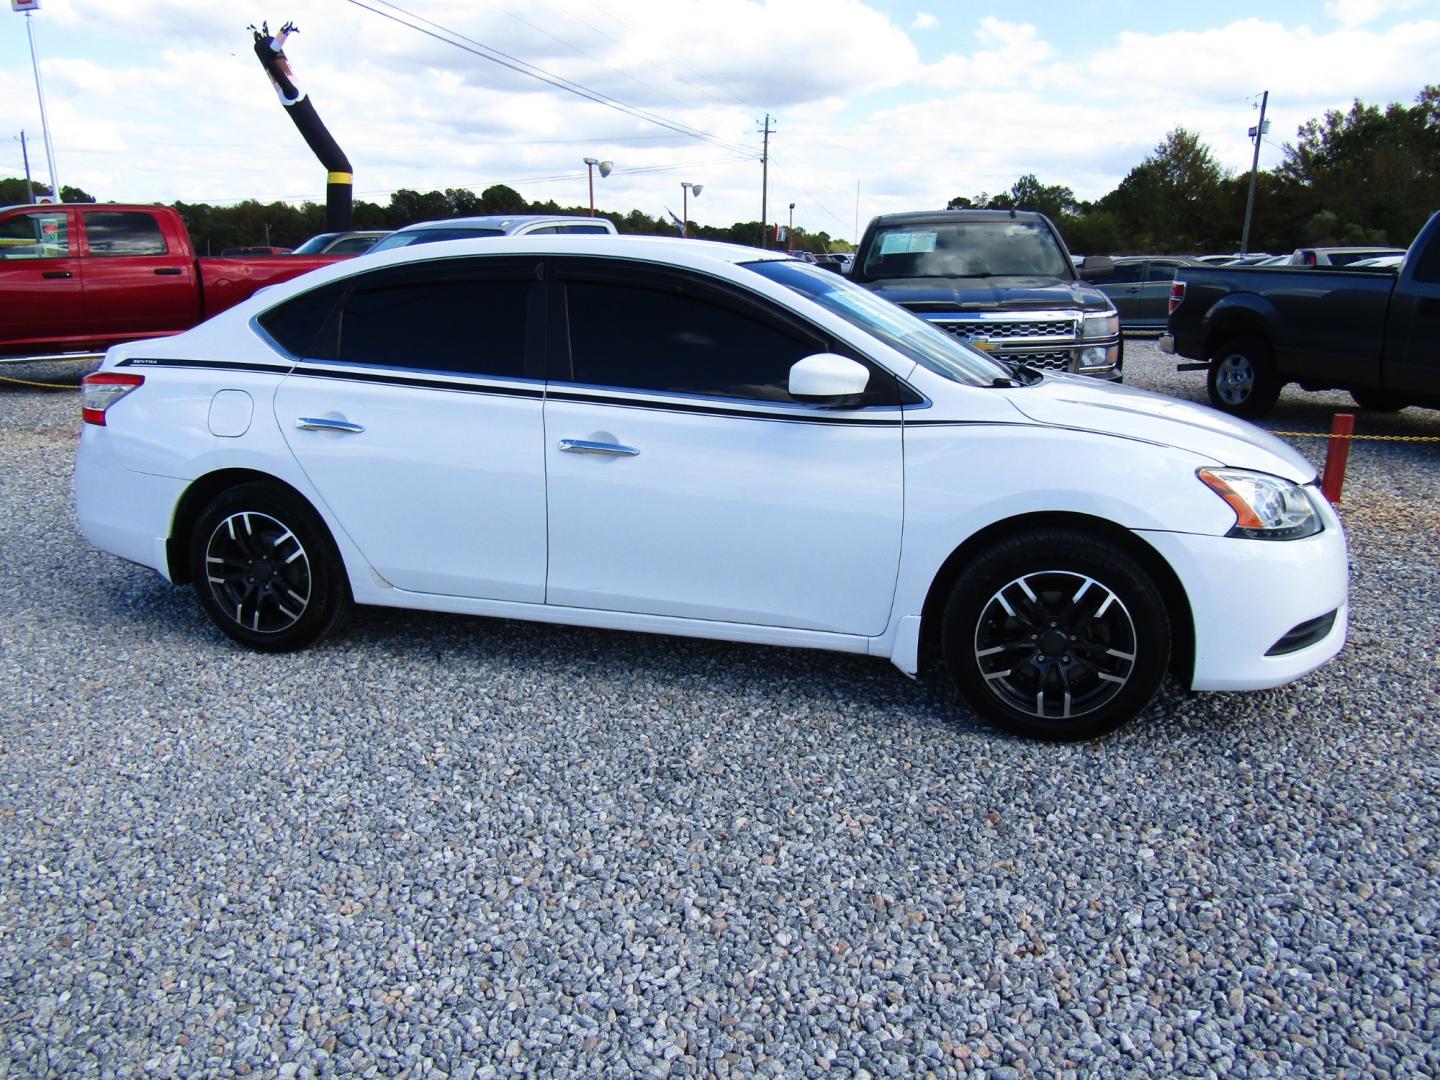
xmin=1270 ymin=431 xmax=1440 ymax=443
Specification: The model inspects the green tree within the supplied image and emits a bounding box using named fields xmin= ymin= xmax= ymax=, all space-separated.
xmin=1099 ymin=128 xmax=1229 ymax=251
xmin=1279 ymin=85 xmax=1440 ymax=244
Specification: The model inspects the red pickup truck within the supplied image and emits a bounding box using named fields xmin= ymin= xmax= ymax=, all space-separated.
xmin=0 ymin=204 xmax=340 ymax=359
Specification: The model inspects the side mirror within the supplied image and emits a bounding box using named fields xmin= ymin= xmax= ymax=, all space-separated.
xmin=1079 ymin=254 xmax=1114 ymax=280
xmin=789 ymin=353 xmax=870 ymax=403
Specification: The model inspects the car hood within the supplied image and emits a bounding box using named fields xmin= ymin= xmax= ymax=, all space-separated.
xmin=861 ymin=277 xmax=1109 ymax=312
xmin=1001 ymin=374 xmax=1315 ymax=482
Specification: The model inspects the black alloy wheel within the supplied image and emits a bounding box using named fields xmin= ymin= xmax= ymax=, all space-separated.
xmin=188 ymin=482 xmax=351 ymax=651
xmin=942 ymin=529 xmax=1170 ymax=740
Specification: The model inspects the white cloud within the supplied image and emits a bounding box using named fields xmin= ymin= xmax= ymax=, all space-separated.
xmin=923 ymin=18 xmax=1054 ymax=90
xmin=912 ymin=12 xmax=939 ymax=30
xmin=1324 ymin=0 xmax=1420 ymax=28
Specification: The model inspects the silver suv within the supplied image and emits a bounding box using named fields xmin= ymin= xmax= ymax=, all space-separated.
xmin=370 ymin=215 xmax=617 ymax=253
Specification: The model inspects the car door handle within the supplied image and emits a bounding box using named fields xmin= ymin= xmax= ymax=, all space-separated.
xmin=42 ymin=270 xmax=72 ymax=279
xmin=296 ymin=416 xmax=365 ymax=434
xmin=154 ymin=267 xmax=183 ymax=276
xmin=558 ymin=438 xmax=639 ymax=457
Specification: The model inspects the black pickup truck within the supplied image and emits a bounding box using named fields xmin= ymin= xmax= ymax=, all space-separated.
xmin=1162 ymin=210 xmax=1440 ymax=417
xmin=851 ymin=210 xmax=1123 ymax=379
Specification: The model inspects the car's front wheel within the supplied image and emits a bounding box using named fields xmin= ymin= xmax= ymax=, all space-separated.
xmin=188 ymin=482 xmax=351 ymax=651
xmin=1207 ymin=336 xmax=1282 ymax=418
xmin=941 ymin=529 xmax=1171 ymax=740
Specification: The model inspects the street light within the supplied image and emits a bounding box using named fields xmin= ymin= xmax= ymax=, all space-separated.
xmin=788 ymin=202 xmax=795 ymax=246
xmin=680 ymin=181 xmax=702 ymax=238
xmin=583 ymin=157 xmax=612 ymax=217
xmin=13 ymin=0 xmax=60 ymax=202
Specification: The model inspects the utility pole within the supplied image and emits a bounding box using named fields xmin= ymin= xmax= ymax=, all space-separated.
xmin=18 ymin=131 xmax=34 ymax=204
xmin=1240 ymin=90 xmax=1269 ymax=255
xmin=759 ymin=113 xmax=773 ymax=249
xmin=19 ymin=7 xmax=61 ymax=201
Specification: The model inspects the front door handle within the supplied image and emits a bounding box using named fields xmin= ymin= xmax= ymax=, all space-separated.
xmin=558 ymin=438 xmax=639 ymax=457
xmin=154 ymin=267 xmax=183 ymax=276
xmin=42 ymin=270 xmax=72 ymax=279
xmin=296 ymin=416 xmax=365 ymax=434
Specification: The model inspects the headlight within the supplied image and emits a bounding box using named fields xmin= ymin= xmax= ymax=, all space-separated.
xmin=1197 ymin=468 xmax=1322 ymax=540
xmin=1081 ymin=309 xmax=1119 ymax=340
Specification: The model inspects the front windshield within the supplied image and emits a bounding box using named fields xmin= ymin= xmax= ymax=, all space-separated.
xmin=859 ymin=220 xmax=1070 ymax=280
xmin=744 ymin=259 xmax=1013 ymax=388
xmin=370 ymin=227 xmax=506 ymax=252
xmin=290 ymin=233 xmax=338 ymax=255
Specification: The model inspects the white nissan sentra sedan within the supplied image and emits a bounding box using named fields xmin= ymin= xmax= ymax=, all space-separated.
xmin=75 ymin=237 xmax=1347 ymax=740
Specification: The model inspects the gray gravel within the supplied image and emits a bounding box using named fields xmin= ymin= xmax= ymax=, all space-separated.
xmin=2 ymin=341 xmax=1438 ymax=1077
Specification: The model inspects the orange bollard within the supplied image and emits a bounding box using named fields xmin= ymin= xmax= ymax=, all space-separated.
xmin=1321 ymin=413 xmax=1355 ymax=505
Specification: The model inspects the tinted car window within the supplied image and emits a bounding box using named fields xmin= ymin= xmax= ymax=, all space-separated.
xmin=370 ymin=228 xmax=506 ymax=252
xmin=564 ymin=280 xmax=817 ymax=402
xmin=1147 ymin=263 xmax=1179 ymax=282
xmin=256 ymin=281 xmax=348 ymax=358
xmin=557 ymin=225 xmax=612 ymax=234
xmin=326 ymin=236 xmax=380 ymax=255
xmin=0 ymin=211 xmax=68 ymax=259
xmin=339 ymin=278 xmax=528 ymax=377
xmin=1092 ymin=263 xmax=1143 ymax=286
xmin=84 ymin=212 xmax=168 ymax=256
xmin=1413 ymin=236 xmax=1440 ymax=283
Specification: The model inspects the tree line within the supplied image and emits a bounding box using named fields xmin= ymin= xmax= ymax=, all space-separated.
xmin=3 ymin=84 xmax=1435 ymax=256
xmin=951 ymin=85 xmax=1439 ymax=254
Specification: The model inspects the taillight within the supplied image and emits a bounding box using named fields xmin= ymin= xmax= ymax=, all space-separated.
xmin=1168 ymin=280 xmax=1186 ymax=315
xmin=81 ymin=372 xmax=144 ymax=425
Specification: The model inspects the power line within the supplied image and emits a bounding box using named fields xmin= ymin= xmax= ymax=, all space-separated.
xmin=345 ymin=0 xmax=759 ymax=160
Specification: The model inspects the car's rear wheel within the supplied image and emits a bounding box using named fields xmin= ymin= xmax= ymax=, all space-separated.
xmin=1207 ymin=336 xmax=1282 ymax=418
xmin=941 ymin=529 xmax=1170 ymax=740
xmin=188 ymin=482 xmax=351 ymax=651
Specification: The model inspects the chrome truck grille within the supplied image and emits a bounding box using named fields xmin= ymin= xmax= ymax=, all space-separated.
xmin=902 ymin=309 xmax=1082 ymax=372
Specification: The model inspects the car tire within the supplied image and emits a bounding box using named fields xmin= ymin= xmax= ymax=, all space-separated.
xmin=1348 ymin=388 xmax=1408 ymax=412
xmin=941 ymin=529 xmax=1171 ymax=740
xmin=188 ymin=481 xmax=352 ymax=652
xmin=1207 ymin=336 xmax=1282 ymax=418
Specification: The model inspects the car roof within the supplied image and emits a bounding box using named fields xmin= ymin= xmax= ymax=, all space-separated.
xmin=868 ymin=209 xmax=1051 ymax=227
xmin=391 ymin=215 xmax=612 ymax=234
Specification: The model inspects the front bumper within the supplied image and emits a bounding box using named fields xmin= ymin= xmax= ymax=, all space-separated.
xmin=1137 ymin=501 xmax=1349 ymax=691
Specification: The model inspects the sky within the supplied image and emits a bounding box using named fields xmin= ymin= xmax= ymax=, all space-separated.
xmin=1 ymin=0 xmax=1437 ymax=241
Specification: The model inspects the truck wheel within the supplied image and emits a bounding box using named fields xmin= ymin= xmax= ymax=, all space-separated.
xmin=1349 ymin=389 xmax=1408 ymax=412
xmin=188 ymin=482 xmax=352 ymax=652
xmin=1207 ymin=337 xmax=1282 ymax=418
xmin=940 ymin=529 xmax=1170 ymax=741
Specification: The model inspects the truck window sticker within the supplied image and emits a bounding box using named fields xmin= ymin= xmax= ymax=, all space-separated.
xmin=878 ymin=230 xmax=938 ymax=255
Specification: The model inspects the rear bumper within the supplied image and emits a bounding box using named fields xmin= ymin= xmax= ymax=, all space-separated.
xmin=74 ymin=427 xmax=185 ymax=581
xmin=1137 ymin=502 xmax=1349 ymax=691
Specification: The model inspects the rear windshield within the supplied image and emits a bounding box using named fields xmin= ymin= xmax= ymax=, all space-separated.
xmin=744 ymin=259 xmax=1012 ymax=388
xmin=859 ymin=220 xmax=1071 ymax=280
xmin=371 ymin=227 xmax=506 ymax=252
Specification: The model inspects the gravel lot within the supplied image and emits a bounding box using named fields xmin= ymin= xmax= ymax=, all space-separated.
xmin=2 ymin=342 xmax=1437 ymax=1077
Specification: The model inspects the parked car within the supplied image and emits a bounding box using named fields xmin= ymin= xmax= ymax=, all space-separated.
xmin=1088 ymin=256 xmax=1206 ymax=330
xmin=1223 ymin=253 xmax=1278 ymax=267
xmin=1162 ymin=210 xmax=1440 ymax=416
xmin=370 ymin=215 xmax=617 ymax=252
xmin=291 ymin=230 xmax=391 ymax=256
xmin=75 ymin=236 xmax=1348 ymax=740
xmin=219 ymin=245 xmax=293 ymax=257
xmin=0 ymin=204 xmax=341 ymax=359
xmin=850 ymin=210 xmax=1122 ymax=379
xmin=1286 ymin=246 xmax=1407 ymax=267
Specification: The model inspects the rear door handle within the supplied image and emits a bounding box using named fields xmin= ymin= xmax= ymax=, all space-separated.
xmin=296 ymin=416 xmax=365 ymax=434
xmin=42 ymin=270 xmax=72 ymax=279
xmin=154 ymin=267 xmax=183 ymax=276
xmin=558 ymin=438 xmax=639 ymax=457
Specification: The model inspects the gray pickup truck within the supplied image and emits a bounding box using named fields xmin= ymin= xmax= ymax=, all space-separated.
xmin=1162 ymin=210 xmax=1440 ymax=417
xmin=850 ymin=210 xmax=1123 ymax=380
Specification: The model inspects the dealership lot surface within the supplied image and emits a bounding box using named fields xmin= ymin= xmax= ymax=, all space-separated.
xmin=2 ymin=341 xmax=1437 ymax=1076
